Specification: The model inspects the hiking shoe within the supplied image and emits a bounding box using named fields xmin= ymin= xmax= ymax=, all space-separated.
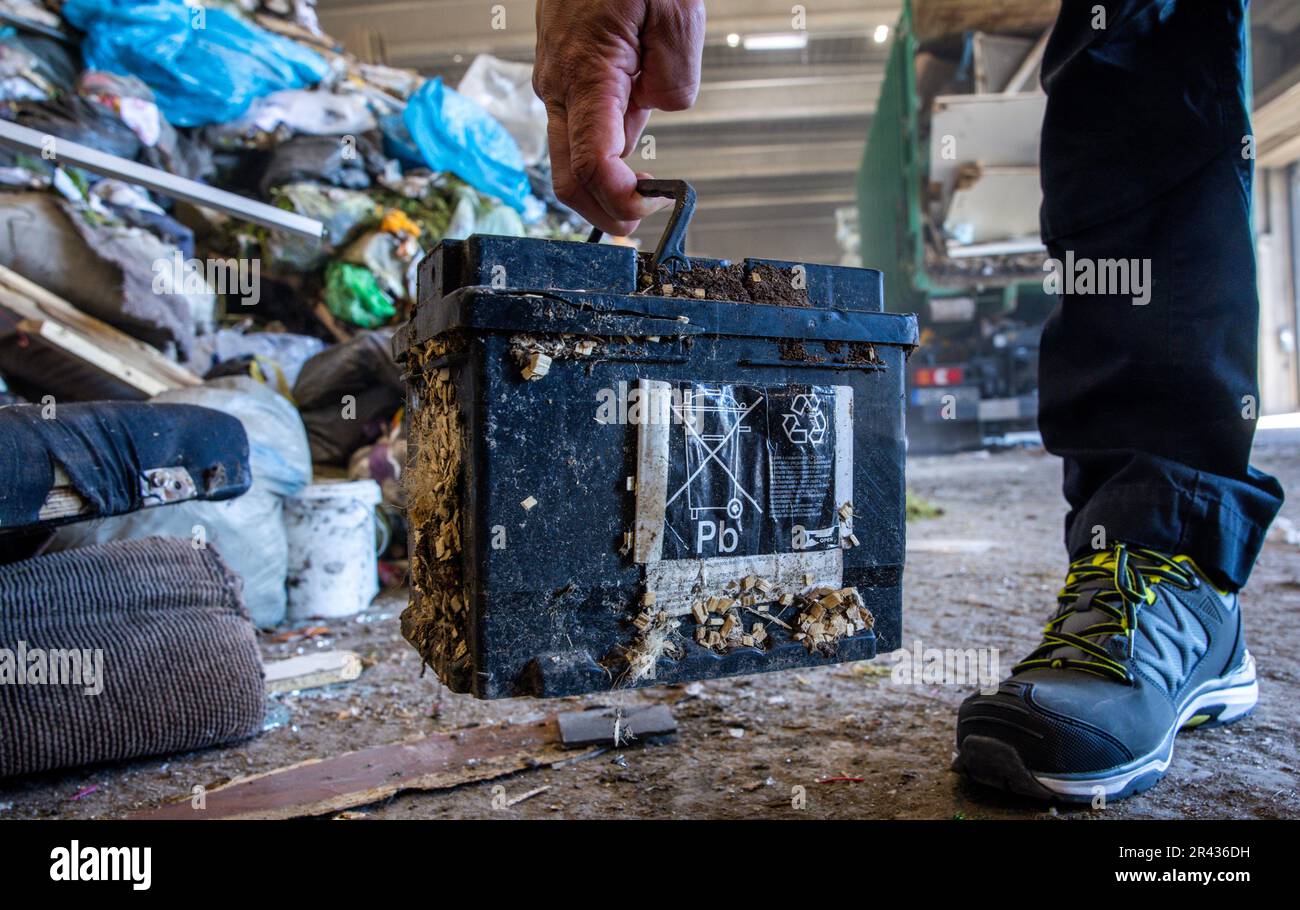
xmin=954 ymin=544 xmax=1257 ymax=803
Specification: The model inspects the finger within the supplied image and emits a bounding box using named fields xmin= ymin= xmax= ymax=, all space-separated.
xmin=565 ymin=83 xmax=669 ymax=230
xmin=546 ymin=102 xmax=640 ymax=236
xmin=633 ymin=0 xmax=706 ymax=111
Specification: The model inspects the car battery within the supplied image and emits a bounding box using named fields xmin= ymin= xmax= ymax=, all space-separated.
xmin=394 ymin=180 xmax=918 ymax=698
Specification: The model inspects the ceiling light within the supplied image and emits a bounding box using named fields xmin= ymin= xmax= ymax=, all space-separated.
xmin=726 ymin=32 xmax=741 ymax=48
xmin=874 ymin=24 xmax=890 ymax=44
xmin=742 ymin=33 xmax=809 ymax=51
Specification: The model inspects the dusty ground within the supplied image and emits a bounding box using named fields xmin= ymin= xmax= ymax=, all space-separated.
xmin=3 ymin=434 xmax=1297 ymax=820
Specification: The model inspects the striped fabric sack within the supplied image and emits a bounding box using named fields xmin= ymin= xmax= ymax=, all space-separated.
xmin=0 ymin=537 xmax=265 ymax=778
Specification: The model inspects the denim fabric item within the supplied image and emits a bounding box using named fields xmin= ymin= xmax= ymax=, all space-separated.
xmin=1037 ymin=0 xmax=1284 ymax=590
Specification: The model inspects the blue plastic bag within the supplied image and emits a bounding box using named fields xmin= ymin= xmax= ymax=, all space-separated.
xmin=395 ymin=78 xmax=532 ymax=213
xmin=63 ymin=0 xmax=329 ymax=128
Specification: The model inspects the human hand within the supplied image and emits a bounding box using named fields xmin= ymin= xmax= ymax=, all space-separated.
xmin=533 ymin=0 xmax=705 ymax=235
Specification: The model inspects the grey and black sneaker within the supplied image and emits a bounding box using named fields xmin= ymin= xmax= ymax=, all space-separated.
xmin=955 ymin=543 xmax=1258 ymax=803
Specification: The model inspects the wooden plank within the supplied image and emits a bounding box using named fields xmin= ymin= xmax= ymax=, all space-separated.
xmin=0 ymin=263 xmax=201 ymax=393
xmin=0 ymin=320 xmax=147 ymax=402
xmin=133 ymin=718 xmax=568 ymax=820
xmin=15 ymin=320 xmax=171 ymax=397
xmin=130 ymin=707 xmax=673 ymax=820
xmin=36 ymin=465 xmax=201 ymax=522
xmin=37 ymin=488 xmax=89 ymax=522
xmin=264 ymin=650 xmax=364 ymax=694
xmin=0 ymin=264 xmax=194 ymax=383
xmin=1260 ymin=130 xmax=1300 ymax=169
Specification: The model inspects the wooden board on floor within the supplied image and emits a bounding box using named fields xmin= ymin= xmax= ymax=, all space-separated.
xmin=132 ymin=718 xmax=572 ymax=820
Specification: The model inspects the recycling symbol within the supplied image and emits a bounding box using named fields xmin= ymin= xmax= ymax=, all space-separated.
xmin=782 ymin=393 xmax=827 ymax=446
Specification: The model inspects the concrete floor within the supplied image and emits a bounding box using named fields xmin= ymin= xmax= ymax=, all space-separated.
xmin=4 ymin=434 xmax=1298 ymax=820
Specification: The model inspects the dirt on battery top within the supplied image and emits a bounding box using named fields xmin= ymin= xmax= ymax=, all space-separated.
xmin=637 ymin=260 xmax=812 ymax=308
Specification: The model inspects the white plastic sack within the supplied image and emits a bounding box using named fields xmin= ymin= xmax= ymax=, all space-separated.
xmin=225 ymin=88 xmax=377 ymax=138
xmin=186 ymin=329 xmax=326 ymax=390
xmin=456 ymin=55 xmax=548 ymax=167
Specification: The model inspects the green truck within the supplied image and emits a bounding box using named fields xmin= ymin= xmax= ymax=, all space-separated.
xmin=858 ymin=0 xmax=1060 ymax=453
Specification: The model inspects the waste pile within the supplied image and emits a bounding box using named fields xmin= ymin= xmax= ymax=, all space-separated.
xmin=0 ymin=0 xmax=587 ymax=626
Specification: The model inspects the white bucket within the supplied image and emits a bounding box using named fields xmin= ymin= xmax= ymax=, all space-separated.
xmin=285 ymin=479 xmax=382 ymax=620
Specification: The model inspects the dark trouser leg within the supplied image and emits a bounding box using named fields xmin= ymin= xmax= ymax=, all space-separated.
xmin=1037 ymin=0 xmax=1284 ymax=590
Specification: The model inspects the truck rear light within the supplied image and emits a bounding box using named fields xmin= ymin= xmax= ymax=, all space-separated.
xmin=914 ymin=366 xmax=964 ymax=386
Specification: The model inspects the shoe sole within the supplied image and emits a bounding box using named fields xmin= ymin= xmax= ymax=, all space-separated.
xmin=955 ymin=652 xmax=1258 ymax=804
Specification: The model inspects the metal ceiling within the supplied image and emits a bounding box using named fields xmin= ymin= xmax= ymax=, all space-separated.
xmin=318 ymin=0 xmax=1300 ymax=261
xmin=1253 ymin=0 xmax=1300 ymax=166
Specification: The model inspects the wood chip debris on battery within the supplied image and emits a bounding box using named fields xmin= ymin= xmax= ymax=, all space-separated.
xmin=510 ymin=333 xmax=602 ymax=381
xmin=620 ymin=610 xmax=683 ymax=685
xmin=401 ymin=339 xmax=471 ymax=684
xmin=839 ymin=502 xmax=860 ymax=548
xmin=522 ymin=352 xmax=551 ymax=381
xmin=677 ymin=571 xmax=874 ymax=656
xmin=793 ymin=587 xmax=874 ymax=652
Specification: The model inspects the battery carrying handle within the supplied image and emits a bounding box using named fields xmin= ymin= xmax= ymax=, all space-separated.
xmin=586 ymin=179 xmax=696 ymax=274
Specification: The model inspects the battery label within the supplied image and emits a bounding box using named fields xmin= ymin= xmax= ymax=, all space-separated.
xmin=633 ymin=381 xmax=853 ymax=563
